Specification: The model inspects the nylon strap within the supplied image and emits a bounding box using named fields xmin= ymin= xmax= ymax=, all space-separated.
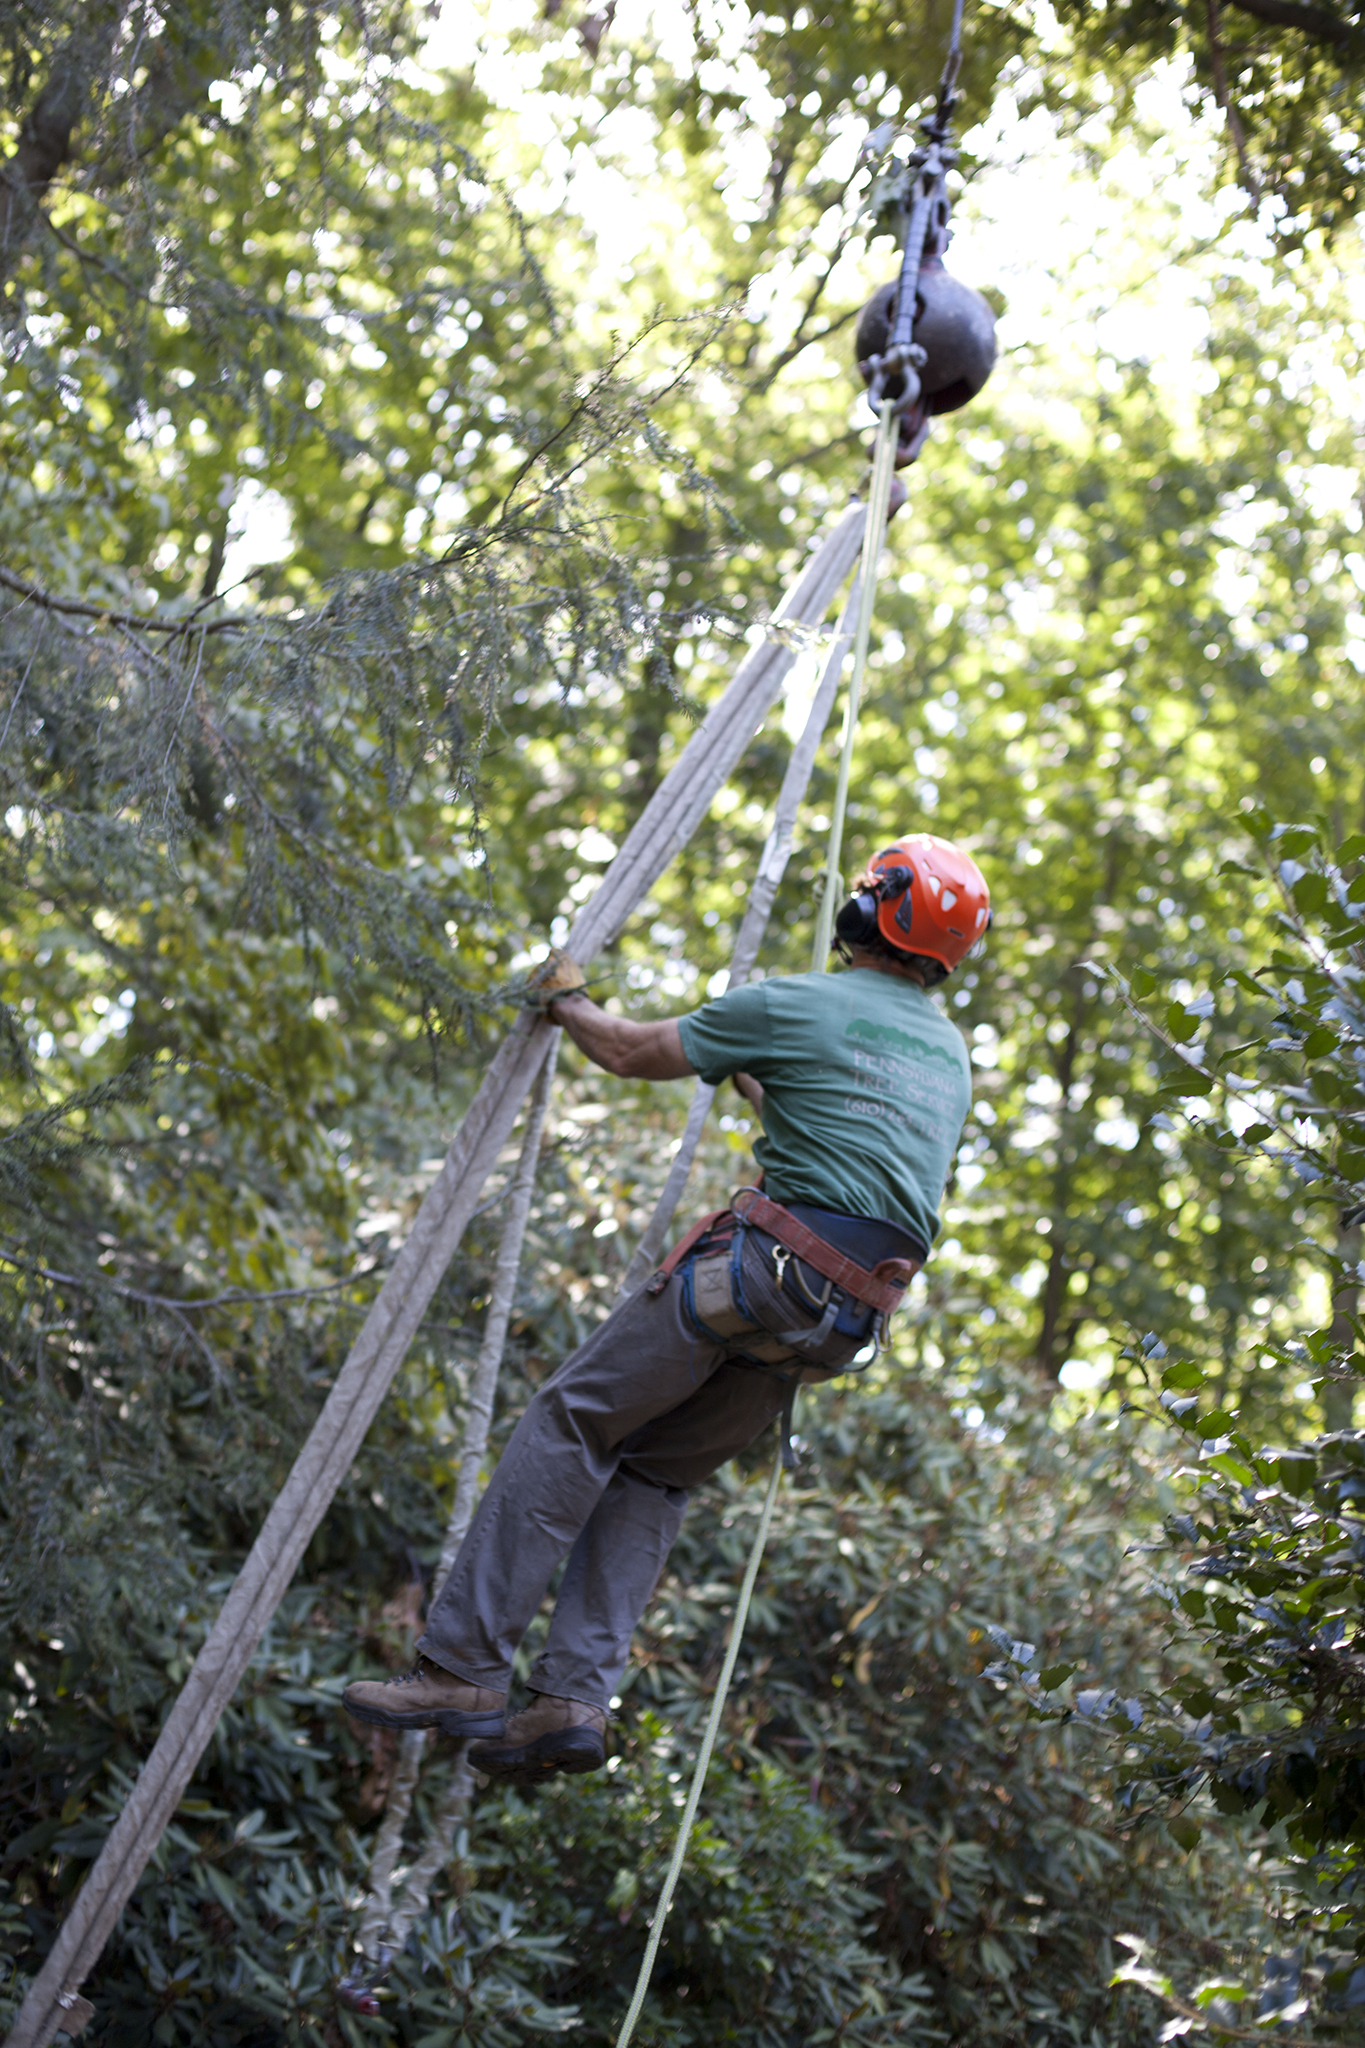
xmin=644 ymin=1208 xmax=729 ymax=1295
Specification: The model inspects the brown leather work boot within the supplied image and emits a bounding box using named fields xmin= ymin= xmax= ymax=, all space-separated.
xmin=468 ymin=1694 xmax=607 ymax=1784
xmin=342 ymin=1658 xmax=505 ymax=1739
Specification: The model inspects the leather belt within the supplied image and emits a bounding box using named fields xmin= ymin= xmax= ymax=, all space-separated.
xmin=732 ymin=1187 xmax=921 ymax=1313
xmin=646 ymin=1188 xmax=921 ymax=1316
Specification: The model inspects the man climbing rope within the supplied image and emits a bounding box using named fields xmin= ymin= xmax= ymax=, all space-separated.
xmin=342 ymin=832 xmax=990 ymax=1782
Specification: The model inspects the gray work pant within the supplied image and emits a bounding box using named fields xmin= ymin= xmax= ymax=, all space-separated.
xmin=417 ymin=1233 xmax=866 ymax=1712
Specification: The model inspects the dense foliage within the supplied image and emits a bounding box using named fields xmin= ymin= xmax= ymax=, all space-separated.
xmin=986 ymin=814 xmax=1365 ymax=2033
xmin=3 ymin=0 xmax=1364 ymax=2043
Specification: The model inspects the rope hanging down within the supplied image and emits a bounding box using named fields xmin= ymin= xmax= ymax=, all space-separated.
xmin=613 ymin=8 xmax=991 ymax=2038
xmin=615 ymin=1443 xmax=787 ymax=2048
xmin=342 ymin=1042 xmax=561 ymax=2006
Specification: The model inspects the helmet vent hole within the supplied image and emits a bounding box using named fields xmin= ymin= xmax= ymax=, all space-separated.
xmin=941 ymin=887 xmax=957 ymax=910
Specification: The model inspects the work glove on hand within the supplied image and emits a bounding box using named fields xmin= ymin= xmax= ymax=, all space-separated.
xmin=522 ymin=946 xmax=589 ymax=1011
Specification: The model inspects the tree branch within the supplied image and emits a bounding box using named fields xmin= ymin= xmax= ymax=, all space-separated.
xmin=0 ymin=12 xmax=228 ymax=287
xmin=1207 ymin=0 xmax=1263 ymax=199
xmin=0 ymin=564 xmax=247 ymax=636
xmin=0 ymin=1242 xmax=384 ymax=1312
xmin=1221 ymin=0 xmax=1365 ymax=53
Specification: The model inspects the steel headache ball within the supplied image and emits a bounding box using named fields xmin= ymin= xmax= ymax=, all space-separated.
xmin=855 ymin=256 xmax=998 ymax=413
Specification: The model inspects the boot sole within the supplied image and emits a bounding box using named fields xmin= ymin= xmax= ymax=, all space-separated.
xmin=467 ymin=1728 xmax=605 ymax=1785
xmin=342 ymin=1697 xmax=505 ymax=1740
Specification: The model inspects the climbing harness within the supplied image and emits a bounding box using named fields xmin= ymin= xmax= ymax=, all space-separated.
xmin=648 ymin=1188 xmax=920 ymax=1364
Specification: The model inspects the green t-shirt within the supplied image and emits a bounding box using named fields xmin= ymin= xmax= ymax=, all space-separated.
xmin=676 ymin=968 xmax=972 ymax=1252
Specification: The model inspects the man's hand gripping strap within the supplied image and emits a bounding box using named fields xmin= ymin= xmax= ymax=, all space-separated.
xmin=522 ymin=946 xmax=589 ymax=1010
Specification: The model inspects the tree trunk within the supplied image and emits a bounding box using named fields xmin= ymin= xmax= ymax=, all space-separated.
xmin=0 ymin=11 xmax=225 ymax=287
xmin=0 ymin=50 xmax=92 ymax=279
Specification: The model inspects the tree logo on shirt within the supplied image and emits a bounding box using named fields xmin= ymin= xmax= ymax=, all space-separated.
xmin=846 ymin=1016 xmax=960 ymax=1069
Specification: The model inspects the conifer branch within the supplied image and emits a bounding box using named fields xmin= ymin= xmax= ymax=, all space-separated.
xmin=0 ymin=565 xmax=246 ymax=637
xmin=0 ymin=1242 xmax=383 ymax=1312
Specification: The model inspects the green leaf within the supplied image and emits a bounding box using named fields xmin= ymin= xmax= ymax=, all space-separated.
xmin=1278 ymin=1451 xmax=1318 ymax=1496
xmin=1292 ymin=872 xmax=1329 ymax=917
xmin=1167 ymin=1815 xmax=1202 ymax=1851
xmin=1273 ymin=824 xmax=1319 ymax=857
xmin=1194 ymin=1978 xmax=1249 ymax=2006
xmin=1162 ymin=1362 xmax=1206 ymax=1390
xmin=1037 ymin=1663 xmax=1076 ymax=1691
xmin=1207 ymin=1454 xmax=1255 ymax=1483
xmin=1130 ymin=967 xmax=1158 ymax=998
xmin=1195 ymin=1409 xmax=1238 ymax=1437
xmin=1111 ymin=1961 xmax=1176 ymax=1996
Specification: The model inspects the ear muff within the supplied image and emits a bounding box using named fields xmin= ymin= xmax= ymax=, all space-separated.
xmin=834 ymin=890 xmax=880 ymax=950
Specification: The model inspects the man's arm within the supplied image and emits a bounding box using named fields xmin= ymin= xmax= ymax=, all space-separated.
xmin=547 ymin=991 xmax=696 ymax=1080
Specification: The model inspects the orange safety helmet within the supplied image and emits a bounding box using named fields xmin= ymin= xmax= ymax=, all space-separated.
xmin=836 ymin=833 xmax=991 ymax=975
